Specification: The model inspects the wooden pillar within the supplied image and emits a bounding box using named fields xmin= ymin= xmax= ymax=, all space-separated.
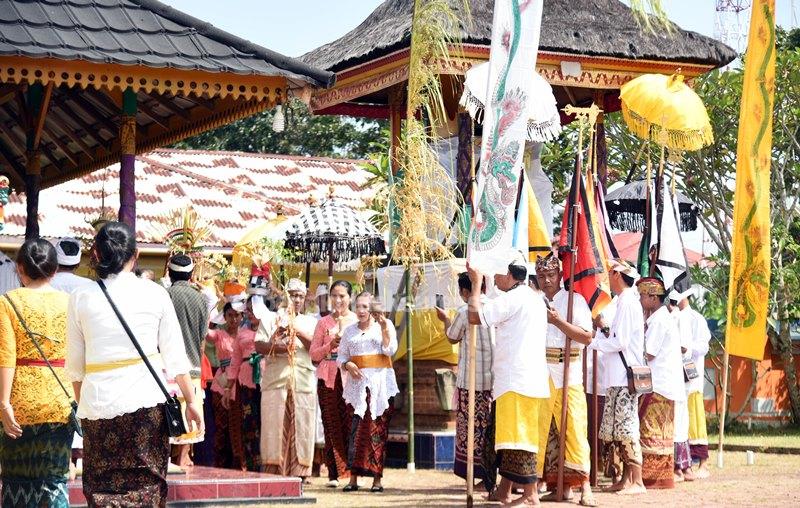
xmin=24 ymin=82 xmax=52 ymax=240
xmin=118 ymin=87 xmax=137 ymax=230
xmin=455 ymin=112 xmax=473 ymax=202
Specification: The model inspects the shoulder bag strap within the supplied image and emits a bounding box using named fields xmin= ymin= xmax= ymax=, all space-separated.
xmin=97 ymin=280 xmax=171 ymax=402
xmin=4 ymin=294 xmax=74 ymax=403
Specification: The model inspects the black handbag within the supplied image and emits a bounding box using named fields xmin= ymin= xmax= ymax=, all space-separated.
xmin=4 ymin=295 xmax=82 ymax=436
xmin=98 ymin=281 xmax=188 ymax=438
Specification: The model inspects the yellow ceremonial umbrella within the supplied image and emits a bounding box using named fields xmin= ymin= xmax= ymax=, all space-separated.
xmin=620 ymin=73 xmax=713 ymax=151
xmin=231 ymin=214 xmax=290 ymax=268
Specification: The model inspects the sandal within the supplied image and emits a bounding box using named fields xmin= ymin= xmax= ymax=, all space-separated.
xmin=371 ymin=485 xmax=384 ymax=493
xmin=343 ymin=484 xmax=360 ymax=492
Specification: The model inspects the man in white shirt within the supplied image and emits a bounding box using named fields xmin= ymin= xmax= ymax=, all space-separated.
xmin=591 ymin=260 xmax=645 ymax=495
xmin=669 ymin=291 xmax=694 ymax=483
xmin=534 ymin=253 xmax=595 ymax=506
xmin=676 ymin=291 xmax=712 ymax=478
xmin=51 ymin=237 xmax=93 ymax=294
xmin=468 ymin=249 xmax=548 ymax=506
xmin=637 ymin=277 xmax=684 ymax=490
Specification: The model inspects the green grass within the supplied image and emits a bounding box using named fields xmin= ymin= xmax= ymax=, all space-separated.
xmin=709 ymin=426 xmax=800 ymax=449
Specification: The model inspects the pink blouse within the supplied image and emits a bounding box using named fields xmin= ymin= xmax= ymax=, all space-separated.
xmin=229 ymin=328 xmax=258 ymax=389
xmin=309 ymin=313 xmax=357 ymax=389
xmin=207 ymin=328 xmax=237 ymax=396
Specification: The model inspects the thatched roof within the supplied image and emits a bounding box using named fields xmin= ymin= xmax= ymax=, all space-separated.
xmin=303 ymin=0 xmax=736 ymax=72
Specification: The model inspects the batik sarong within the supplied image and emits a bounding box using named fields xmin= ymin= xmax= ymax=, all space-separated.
xmin=687 ymin=391 xmax=709 ymax=461
xmin=454 ymin=387 xmax=495 ymax=491
xmin=211 ymin=391 xmax=237 ymax=469
xmin=317 ymin=372 xmax=350 ymax=480
xmin=540 ymin=381 xmax=591 ymax=489
xmin=674 ymin=441 xmax=692 ymax=471
xmin=237 ymin=384 xmax=262 ymax=471
xmin=638 ymin=392 xmax=675 ymax=489
xmin=495 ymin=391 xmax=543 ymax=485
xmin=193 ymin=384 xmax=216 ymax=466
xmin=599 ymin=386 xmax=642 ymax=469
xmin=262 ymin=387 xmax=316 ymax=478
xmin=83 ymin=405 xmax=169 ymax=507
xmin=1 ymin=422 xmax=71 ymax=508
xmin=346 ymin=390 xmax=393 ymax=477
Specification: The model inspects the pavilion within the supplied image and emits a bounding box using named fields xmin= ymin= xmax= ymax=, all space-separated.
xmin=0 ymin=0 xmax=333 ymax=239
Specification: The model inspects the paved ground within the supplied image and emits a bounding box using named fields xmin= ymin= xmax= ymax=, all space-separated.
xmin=286 ymin=450 xmax=800 ymax=507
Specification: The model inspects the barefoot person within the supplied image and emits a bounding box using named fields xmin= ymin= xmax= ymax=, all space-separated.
xmin=636 ymin=278 xmax=683 ymax=490
xmin=309 ymin=280 xmax=358 ymax=488
xmin=467 ymin=250 xmax=549 ymax=506
xmin=435 ymin=272 xmax=496 ymax=493
xmin=533 ymin=253 xmax=596 ymax=507
xmin=338 ymin=293 xmax=398 ymax=493
xmin=673 ymin=289 xmax=712 ymax=478
xmin=590 ymin=260 xmax=646 ymax=495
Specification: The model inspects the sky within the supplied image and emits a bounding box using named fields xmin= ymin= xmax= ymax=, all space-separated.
xmin=162 ymin=0 xmax=800 ymax=58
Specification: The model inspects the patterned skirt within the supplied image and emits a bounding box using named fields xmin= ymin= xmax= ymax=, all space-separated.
xmin=638 ymin=392 xmax=675 ymax=489
xmin=599 ymin=386 xmax=642 ymax=470
xmin=237 ymin=385 xmax=262 ymax=472
xmin=193 ymin=384 xmax=217 ymax=466
xmin=453 ymin=388 xmax=496 ymax=491
xmin=674 ymin=441 xmax=692 ymax=471
xmin=318 ymin=373 xmax=350 ymax=480
xmin=346 ymin=390 xmax=394 ymax=477
xmin=261 ymin=387 xmax=316 ymax=478
xmin=82 ymin=405 xmax=170 ymax=507
xmin=541 ymin=383 xmax=591 ymax=489
xmin=687 ymin=391 xmax=709 ymax=461
xmin=0 ymin=422 xmax=72 ymax=508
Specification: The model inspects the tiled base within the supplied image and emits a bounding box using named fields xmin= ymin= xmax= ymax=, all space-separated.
xmin=386 ymin=430 xmax=455 ymax=470
xmin=68 ymin=466 xmax=306 ymax=506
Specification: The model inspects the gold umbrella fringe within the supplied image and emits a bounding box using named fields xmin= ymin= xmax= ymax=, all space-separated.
xmin=621 ymin=106 xmax=713 ymax=152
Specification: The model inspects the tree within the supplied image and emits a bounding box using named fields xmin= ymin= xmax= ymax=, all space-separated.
xmin=605 ymin=44 xmax=800 ymax=424
xmin=174 ymin=98 xmax=387 ymax=160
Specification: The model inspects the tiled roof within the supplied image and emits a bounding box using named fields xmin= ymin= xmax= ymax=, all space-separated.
xmin=0 ymin=148 xmax=374 ymax=249
xmin=0 ymin=0 xmax=333 ymax=87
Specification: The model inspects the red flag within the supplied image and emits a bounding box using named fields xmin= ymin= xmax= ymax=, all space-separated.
xmin=558 ymin=164 xmax=612 ymax=318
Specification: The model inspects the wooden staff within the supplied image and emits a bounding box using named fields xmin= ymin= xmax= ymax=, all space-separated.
xmin=556 ymin=201 xmax=580 ymax=501
xmin=591 ymin=349 xmax=598 ymax=486
xmin=717 ymin=349 xmax=730 ymax=468
xmin=465 ymin=132 xmax=478 ymax=508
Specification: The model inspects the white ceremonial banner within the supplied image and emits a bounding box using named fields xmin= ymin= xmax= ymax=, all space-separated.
xmin=468 ymin=0 xmax=544 ymax=275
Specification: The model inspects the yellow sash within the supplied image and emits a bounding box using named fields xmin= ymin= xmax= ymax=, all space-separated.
xmin=351 ymin=354 xmax=392 ymax=369
xmin=85 ymin=353 xmax=160 ymax=374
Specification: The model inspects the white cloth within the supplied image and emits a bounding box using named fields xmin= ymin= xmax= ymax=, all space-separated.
xmin=586 ymin=297 xmax=616 ymax=395
xmin=644 ymin=306 xmax=686 ymax=402
xmin=479 ymin=284 xmax=549 ymax=399
xmin=545 ymin=288 xmax=592 ymax=389
xmin=66 ymin=272 xmax=192 ymax=420
xmin=674 ymin=398 xmax=690 ymax=443
xmin=51 ymin=272 xmax=93 ymax=295
xmin=0 ymin=252 xmax=20 ymax=295
xmin=337 ymin=321 xmax=399 ymax=419
xmin=672 ymin=307 xmax=693 ymax=357
xmin=683 ymin=306 xmax=711 ymax=393
xmin=589 ymin=287 xmax=644 ymax=389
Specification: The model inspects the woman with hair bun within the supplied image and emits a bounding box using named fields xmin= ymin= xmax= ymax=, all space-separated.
xmin=65 ymin=221 xmax=202 ymax=507
xmin=0 ymin=238 xmax=73 ymax=507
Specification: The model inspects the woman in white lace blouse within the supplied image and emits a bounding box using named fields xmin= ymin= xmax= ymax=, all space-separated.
xmin=337 ymin=292 xmax=398 ymax=493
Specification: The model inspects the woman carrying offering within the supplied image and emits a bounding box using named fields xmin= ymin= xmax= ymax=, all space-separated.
xmin=66 ymin=222 xmax=202 ymax=507
xmin=257 ymin=279 xmax=318 ymax=478
xmin=309 ymin=280 xmax=357 ymax=488
xmin=0 ymin=239 xmax=75 ymax=507
xmin=338 ymin=292 xmax=398 ymax=493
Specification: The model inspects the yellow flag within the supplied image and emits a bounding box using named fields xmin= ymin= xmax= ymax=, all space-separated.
xmin=525 ymin=178 xmax=551 ymax=259
xmin=725 ymin=0 xmax=775 ymax=360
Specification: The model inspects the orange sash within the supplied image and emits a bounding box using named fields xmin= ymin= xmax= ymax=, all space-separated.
xmin=350 ymin=354 xmax=392 ymax=369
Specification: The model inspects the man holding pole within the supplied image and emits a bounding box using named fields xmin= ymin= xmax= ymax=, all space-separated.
xmin=468 ymin=249 xmax=549 ymax=507
xmin=591 ymin=260 xmax=646 ymax=495
xmin=534 ymin=252 xmax=596 ymax=506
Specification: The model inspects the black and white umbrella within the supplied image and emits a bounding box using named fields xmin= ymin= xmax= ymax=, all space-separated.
xmin=605 ymin=179 xmax=698 ymax=232
xmin=284 ymin=198 xmax=386 ymax=283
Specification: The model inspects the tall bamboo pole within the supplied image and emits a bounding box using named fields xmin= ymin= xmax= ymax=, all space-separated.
xmin=591 ymin=350 xmax=598 ymax=486
xmin=406 ymin=268 xmax=416 ymax=472
xmin=556 ymin=202 xmax=580 ymax=501
xmin=717 ymin=350 xmax=730 ymax=468
xmin=465 ymin=131 xmax=478 ymax=507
